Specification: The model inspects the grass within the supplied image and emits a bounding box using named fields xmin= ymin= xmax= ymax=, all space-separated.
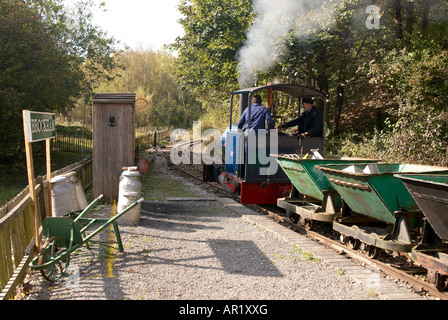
xmin=0 ymin=142 xmax=191 ymax=207
xmin=140 ymin=158 xmax=199 ymax=202
xmin=0 ymin=151 xmax=89 ymax=206
xmin=290 ymin=245 xmax=322 ymax=263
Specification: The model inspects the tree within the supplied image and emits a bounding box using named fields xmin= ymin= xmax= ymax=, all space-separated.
xmin=367 ymin=21 xmax=448 ymax=165
xmin=98 ymin=48 xmax=203 ymax=130
xmin=171 ymin=0 xmax=254 ymax=99
xmin=0 ymin=0 xmax=82 ymax=152
xmin=169 ymin=0 xmax=448 ymax=164
xmin=0 ymin=0 xmax=121 ymax=154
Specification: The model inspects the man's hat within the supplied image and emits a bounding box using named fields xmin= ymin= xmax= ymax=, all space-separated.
xmin=302 ymin=98 xmax=314 ymax=104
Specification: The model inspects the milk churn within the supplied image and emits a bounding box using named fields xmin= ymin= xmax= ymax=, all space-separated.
xmin=117 ymin=192 xmax=141 ymax=225
xmin=51 ymin=175 xmax=76 ymax=217
xmin=119 ymin=166 xmax=138 ymax=182
xmin=63 ymin=171 xmax=88 ymax=211
xmin=117 ymin=169 xmax=142 ymax=225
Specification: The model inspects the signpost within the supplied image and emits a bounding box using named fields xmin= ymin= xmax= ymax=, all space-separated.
xmin=22 ymin=110 xmax=55 ymax=252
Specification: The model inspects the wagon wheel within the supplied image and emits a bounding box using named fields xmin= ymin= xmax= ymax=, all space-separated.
xmin=340 ymin=234 xmax=349 ymax=244
xmin=286 ymin=211 xmax=299 ymax=224
xmin=347 ymin=237 xmax=361 ymax=250
xmin=435 ymin=272 xmax=448 ymax=291
xmin=38 ymin=237 xmax=70 ymax=282
xmin=339 ymin=234 xmax=360 ymax=250
xmin=299 ymin=217 xmax=316 ymax=231
xmin=364 ymin=245 xmax=382 ymax=259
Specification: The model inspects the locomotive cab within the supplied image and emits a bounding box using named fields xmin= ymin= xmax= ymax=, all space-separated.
xmin=206 ymin=84 xmax=327 ymax=204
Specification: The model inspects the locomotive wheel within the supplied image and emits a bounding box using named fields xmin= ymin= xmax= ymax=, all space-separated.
xmin=38 ymin=237 xmax=69 ymax=282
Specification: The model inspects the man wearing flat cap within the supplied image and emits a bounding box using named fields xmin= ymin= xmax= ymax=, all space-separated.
xmin=278 ymin=98 xmax=323 ymax=138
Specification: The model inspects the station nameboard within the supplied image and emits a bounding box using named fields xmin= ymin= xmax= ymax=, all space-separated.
xmin=24 ymin=110 xmax=56 ymax=142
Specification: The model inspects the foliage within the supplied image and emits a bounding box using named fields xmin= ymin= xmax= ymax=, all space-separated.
xmin=97 ymin=48 xmax=203 ymax=129
xmin=0 ymin=150 xmax=88 ymax=206
xmin=365 ymin=22 xmax=448 ymax=165
xmin=0 ymin=0 xmax=120 ymax=154
xmin=55 ymin=124 xmax=92 ymax=138
xmin=171 ymin=0 xmax=254 ymax=99
xmin=3 ymin=0 xmax=448 ymax=165
xmin=171 ymin=0 xmax=448 ymax=165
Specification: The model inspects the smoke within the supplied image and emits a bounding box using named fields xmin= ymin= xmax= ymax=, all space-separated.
xmin=236 ymin=0 xmax=341 ymax=87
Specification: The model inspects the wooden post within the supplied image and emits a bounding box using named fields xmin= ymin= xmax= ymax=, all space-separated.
xmin=46 ymin=139 xmax=52 ymax=217
xmin=22 ymin=110 xmax=40 ymax=253
xmin=22 ymin=110 xmax=55 ymax=253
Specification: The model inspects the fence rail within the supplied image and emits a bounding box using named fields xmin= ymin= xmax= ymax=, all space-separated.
xmin=52 ymin=126 xmax=93 ymax=154
xmin=0 ymin=157 xmax=93 ymax=300
xmin=52 ymin=126 xmax=172 ymax=153
xmin=136 ymin=127 xmax=172 ymax=149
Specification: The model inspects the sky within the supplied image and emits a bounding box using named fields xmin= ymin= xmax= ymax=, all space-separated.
xmin=91 ymin=0 xmax=184 ymax=51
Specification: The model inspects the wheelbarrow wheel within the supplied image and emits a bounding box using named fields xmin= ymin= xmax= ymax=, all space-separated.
xmin=38 ymin=237 xmax=69 ymax=282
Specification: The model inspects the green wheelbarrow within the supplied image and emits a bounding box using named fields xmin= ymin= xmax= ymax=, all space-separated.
xmin=30 ymin=194 xmax=144 ymax=282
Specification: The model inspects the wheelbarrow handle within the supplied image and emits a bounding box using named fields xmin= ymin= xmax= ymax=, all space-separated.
xmin=74 ymin=194 xmax=104 ymax=222
xmin=83 ymin=198 xmax=144 ymax=244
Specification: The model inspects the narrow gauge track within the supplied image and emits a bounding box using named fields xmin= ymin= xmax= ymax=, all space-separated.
xmin=167 ymin=141 xmax=448 ymax=300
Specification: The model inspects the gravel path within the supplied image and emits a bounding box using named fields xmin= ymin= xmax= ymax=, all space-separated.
xmin=23 ymin=151 xmax=382 ymax=301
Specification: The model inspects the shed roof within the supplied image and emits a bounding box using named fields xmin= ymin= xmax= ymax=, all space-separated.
xmin=93 ymin=93 xmax=136 ymax=104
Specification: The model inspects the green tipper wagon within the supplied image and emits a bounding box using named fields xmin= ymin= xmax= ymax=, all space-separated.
xmin=397 ymin=174 xmax=448 ymax=290
xmin=273 ymin=153 xmax=377 ymax=229
xmin=317 ymin=163 xmax=448 ymax=258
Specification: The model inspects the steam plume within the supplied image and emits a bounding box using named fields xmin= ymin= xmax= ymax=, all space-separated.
xmin=237 ymin=0 xmax=340 ymax=87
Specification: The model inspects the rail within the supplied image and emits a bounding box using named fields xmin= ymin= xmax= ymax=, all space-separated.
xmin=169 ymin=144 xmax=448 ymax=300
xmin=0 ymin=157 xmax=93 ymax=300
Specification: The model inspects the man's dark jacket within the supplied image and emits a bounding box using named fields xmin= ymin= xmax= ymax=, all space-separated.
xmin=283 ymin=106 xmax=323 ymax=137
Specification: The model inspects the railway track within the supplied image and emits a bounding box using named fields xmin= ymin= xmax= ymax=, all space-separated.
xmin=167 ymin=140 xmax=448 ymax=300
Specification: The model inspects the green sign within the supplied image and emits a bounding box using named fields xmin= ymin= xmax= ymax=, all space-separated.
xmin=24 ymin=111 xmax=56 ymax=142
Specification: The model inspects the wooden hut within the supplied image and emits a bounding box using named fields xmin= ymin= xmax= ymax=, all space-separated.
xmin=92 ymin=93 xmax=136 ymax=202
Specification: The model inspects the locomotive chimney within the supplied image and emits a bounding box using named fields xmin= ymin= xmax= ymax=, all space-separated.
xmin=239 ymin=92 xmax=249 ymax=117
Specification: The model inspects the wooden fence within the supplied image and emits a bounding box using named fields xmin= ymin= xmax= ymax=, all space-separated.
xmin=136 ymin=127 xmax=172 ymax=149
xmin=0 ymin=157 xmax=93 ymax=300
